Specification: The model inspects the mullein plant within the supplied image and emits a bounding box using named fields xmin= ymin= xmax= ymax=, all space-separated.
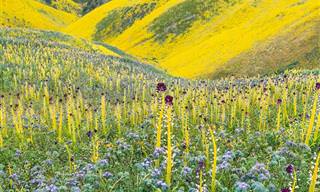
xmin=101 ymin=94 xmax=107 ymax=134
xmin=309 ymin=152 xmax=320 ymax=192
xmin=276 ymin=98 xmax=282 ymax=131
xmin=304 ymin=89 xmax=318 ymax=146
xmin=209 ymin=128 xmax=217 ymax=192
xmin=165 ymin=95 xmax=173 ymax=187
xmin=155 ymin=83 xmax=166 ymax=167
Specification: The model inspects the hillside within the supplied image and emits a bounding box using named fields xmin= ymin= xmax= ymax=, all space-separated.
xmin=36 ymin=0 xmax=82 ymax=15
xmin=0 ymin=0 xmax=78 ymax=30
xmin=66 ymin=0 xmax=320 ymax=79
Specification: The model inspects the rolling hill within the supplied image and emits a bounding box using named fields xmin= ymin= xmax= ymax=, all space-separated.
xmin=36 ymin=0 xmax=83 ymax=15
xmin=66 ymin=0 xmax=320 ymax=79
xmin=0 ymin=0 xmax=78 ymax=30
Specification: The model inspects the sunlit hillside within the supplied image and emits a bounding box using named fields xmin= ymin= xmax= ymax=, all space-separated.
xmin=0 ymin=0 xmax=78 ymax=30
xmin=66 ymin=0 xmax=320 ymax=78
xmin=36 ymin=0 xmax=82 ymax=15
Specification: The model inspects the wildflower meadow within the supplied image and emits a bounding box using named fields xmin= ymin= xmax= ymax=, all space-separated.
xmin=0 ymin=28 xmax=319 ymax=191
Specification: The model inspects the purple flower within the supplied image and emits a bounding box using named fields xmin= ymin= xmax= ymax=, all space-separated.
xmin=277 ymin=99 xmax=282 ymax=105
xmin=156 ymin=180 xmax=168 ymax=190
xmin=281 ymin=187 xmax=291 ymax=192
xmin=286 ymin=164 xmax=294 ymax=174
xmin=151 ymin=168 xmax=161 ymax=178
xmin=165 ymin=95 xmax=173 ymax=106
xmin=235 ymin=182 xmax=250 ymax=191
xmin=86 ymin=131 xmax=93 ymax=138
xmin=182 ymin=167 xmax=192 ymax=176
xmin=153 ymin=147 xmax=165 ymax=158
xmin=103 ymin=171 xmax=113 ymax=178
xmin=316 ymin=82 xmax=320 ymax=90
xmin=45 ymin=184 xmax=58 ymax=192
xmin=157 ymin=83 xmax=167 ymax=92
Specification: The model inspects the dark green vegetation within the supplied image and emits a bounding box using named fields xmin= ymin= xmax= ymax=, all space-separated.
xmin=38 ymin=0 xmax=112 ymax=15
xmin=0 ymin=28 xmax=319 ymax=191
xmin=82 ymin=0 xmax=112 ymax=15
xmin=148 ymin=0 xmax=240 ymax=42
xmin=93 ymin=3 xmax=157 ymax=41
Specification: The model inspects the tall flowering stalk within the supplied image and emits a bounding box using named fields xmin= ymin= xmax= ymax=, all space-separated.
xmin=209 ymin=128 xmax=217 ymax=192
xmin=57 ymin=105 xmax=63 ymax=143
xmin=276 ymin=99 xmax=282 ymax=131
xmin=305 ymin=92 xmax=318 ymax=145
xmin=155 ymin=82 xmax=166 ymax=160
xmin=91 ymin=134 xmax=100 ymax=163
xmin=313 ymin=113 xmax=320 ymax=143
xmin=165 ymin=95 xmax=173 ymax=187
xmin=309 ymin=152 xmax=320 ymax=192
xmin=101 ymin=94 xmax=107 ymax=134
xmin=0 ymin=129 xmax=3 ymax=148
xmin=65 ymin=144 xmax=75 ymax=172
xmin=292 ymin=169 xmax=297 ymax=192
xmin=0 ymin=101 xmax=7 ymax=138
xmin=115 ymin=104 xmax=121 ymax=135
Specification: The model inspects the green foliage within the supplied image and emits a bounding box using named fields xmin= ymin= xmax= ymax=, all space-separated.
xmin=82 ymin=0 xmax=112 ymax=15
xmin=93 ymin=3 xmax=157 ymax=41
xmin=148 ymin=0 xmax=239 ymax=42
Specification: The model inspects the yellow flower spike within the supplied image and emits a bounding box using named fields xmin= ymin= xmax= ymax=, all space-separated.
xmin=156 ymin=94 xmax=164 ymax=150
xmin=115 ymin=104 xmax=122 ymax=136
xmin=58 ymin=105 xmax=63 ymax=143
xmin=293 ymin=93 xmax=297 ymax=117
xmin=65 ymin=144 xmax=75 ymax=172
xmin=101 ymin=94 xmax=106 ymax=134
xmin=166 ymin=105 xmax=172 ymax=187
xmin=0 ymin=102 xmax=7 ymax=138
xmin=276 ymin=103 xmax=282 ymax=131
xmin=0 ymin=132 xmax=3 ymax=148
xmin=312 ymin=113 xmax=320 ymax=143
xmin=305 ymin=92 xmax=318 ymax=146
xmin=91 ymin=137 xmax=100 ymax=163
xmin=309 ymin=152 xmax=320 ymax=192
xmin=209 ymin=128 xmax=217 ymax=192
xmin=292 ymin=169 xmax=297 ymax=192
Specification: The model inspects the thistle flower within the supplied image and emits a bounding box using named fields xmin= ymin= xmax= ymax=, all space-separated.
xmin=157 ymin=83 xmax=167 ymax=92
xmin=316 ymin=82 xmax=320 ymax=90
xmin=286 ymin=164 xmax=294 ymax=174
xmin=281 ymin=187 xmax=291 ymax=192
xmin=165 ymin=95 xmax=173 ymax=106
xmin=86 ymin=131 xmax=93 ymax=139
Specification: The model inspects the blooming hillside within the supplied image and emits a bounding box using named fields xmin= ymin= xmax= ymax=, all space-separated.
xmin=66 ymin=0 xmax=320 ymax=78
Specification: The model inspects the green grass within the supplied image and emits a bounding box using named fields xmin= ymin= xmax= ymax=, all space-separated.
xmin=93 ymin=2 xmax=157 ymax=41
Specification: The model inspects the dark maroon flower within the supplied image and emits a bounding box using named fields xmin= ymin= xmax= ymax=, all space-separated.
xmin=316 ymin=82 xmax=320 ymax=90
xmin=156 ymin=83 xmax=167 ymax=92
xmin=165 ymin=95 xmax=173 ymax=106
xmin=281 ymin=187 xmax=291 ymax=192
xmin=277 ymin=99 xmax=282 ymax=105
xmin=86 ymin=131 xmax=93 ymax=138
xmin=286 ymin=164 xmax=294 ymax=174
xmin=196 ymin=160 xmax=205 ymax=173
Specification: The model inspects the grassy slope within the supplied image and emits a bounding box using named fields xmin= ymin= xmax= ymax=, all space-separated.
xmin=36 ymin=0 xmax=82 ymax=15
xmin=0 ymin=0 xmax=78 ymax=30
xmin=64 ymin=0 xmax=172 ymax=39
xmin=66 ymin=0 xmax=320 ymax=79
